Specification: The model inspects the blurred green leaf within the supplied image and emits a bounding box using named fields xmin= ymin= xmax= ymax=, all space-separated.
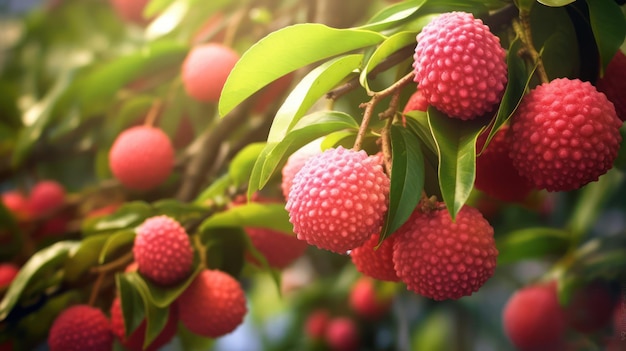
xmin=194 ymin=174 xmax=233 ymax=206
xmin=360 ymin=32 xmax=417 ymax=92
xmin=152 ymin=199 xmax=209 ymax=223
xmin=177 ymin=323 xmax=215 ymax=351
xmin=117 ymin=273 xmax=147 ymax=337
xmin=537 ymin=0 xmax=575 ymax=6
xmin=201 ymin=227 xmax=247 ymax=277
xmin=586 ymin=0 xmax=626 ymax=75
xmin=220 ymin=24 xmax=385 ymax=117
xmin=99 ymin=229 xmax=136 ymax=264
xmin=411 ymin=308 xmax=453 ymax=351
xmin=139 ymin=263 xmax=202 ymax=308
xmin=201 ymin=203 xmax=293 ymax=235
xmin=497 ymin=227 xmax=570 ymax=265
xmin=82 ymin=201 xmax=153 ymax=235
xmin=63 ymin=234 xmax=108 ymax=282
xmin=229 ymin=143 xmax=267 ymax=189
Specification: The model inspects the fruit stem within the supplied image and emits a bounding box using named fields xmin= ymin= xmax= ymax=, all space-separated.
xmin=223 ymin=6 xmax=248 ymax=48
xmin=88 ymin=271 xmax=106 ymax=307
xmin=381 ymin=115 xmax=394 ymax=176
xmin=143 ymin=99 xmax=163 ymax=127
xmin=513 ymin=13 xmax=549 ymax=84
xmin=90 ymin=251 xmax=134 ymax=274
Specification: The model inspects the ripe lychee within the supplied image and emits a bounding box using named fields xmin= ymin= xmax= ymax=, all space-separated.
xmin=502 ymin=282 xmax=567 ymax=351
xmin=392 ymin=203 xmax=498 ymax=300
xmin=280 ymin=142 xmax=322 ymax=200
xmin=110 ymin=297 xmax=178 ymax=351
xmin=286 ymin=146 xmax=390 ymax=254
xmin=325 ymin=317 xmax=360 ymax=351
xmin=475 ymin=125 xmax=534 ymax=202
xmin=349 ymin=277 xmax=392 ymax=320
xmin=596 ymin=50 xmax=626 ymax=121
xmin=305 ymin=309 xmax=331 ymax=340
xmin=350 ymin=233 xmax=399 ymax=282
xmin=413 ymin=12 xmax=507 ymax=120
xmin=181 ymin=43 xmax=240 ymax=103
xmin=110 ymin=0 xmax=151 ymax=25
xmin=1 ymin=190 xmax=29 ymax=220
xmin=563 ymin=280 xmax=615 ymax=333
xmin=133 ymin=215 xmax=194 ymax=286
xmin=0 ymin=263 xmax=19 ymax=289
xmin=177 ymin=269 xmax=247 ymax=338
xmin=109 ymin=126 xmax=175 ymax=191
xmin=508 ymin=78 xmax=622 ymax=192
xmin=28 ymin=180 xmax=65 ymax=216
xmin=245 ymin=227 xmax=308 ymax=269
xmin=48 ymin=304 xmax=113 ymax=351
xmin=402 ymin=89 xmax=428 ymax=115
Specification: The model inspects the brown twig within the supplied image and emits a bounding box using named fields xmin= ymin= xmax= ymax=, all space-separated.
xmin=513 ymin=12 xmax=549 ymax=84
xmin=90 ymin=251 xmax=134 ymax=274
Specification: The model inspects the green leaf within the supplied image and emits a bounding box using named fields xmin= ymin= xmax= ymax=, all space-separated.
xmin=63 ymin=234 xmax=109 ymax=282
xmin=359 ymin=0 xmax=428 ymax=31
xmin=144 ymin=0 xmax=173 ymax=17
xmin=138 ymin=263 xmax=202 ymax=308
xmin=537 ymin=0 xmax=575 ymax=6
xmin=0 ymin=241 xmax=79 ymax=320
xmin=428 ymin=108 xmax=484 ymax=219
xmin=219 ymin=24 xmax=385 ymax=117
xmin=82 ymin=201 xmax=153 ymax=235
xmin=177 ymin=323 xmax=215 ymax=351
xmin=586 ymin=0 xmax=626 ymax=75
xmin=360 ymin=32 xmax=417 ymax=92
xmin=201 ymin=227 xmax=247 ymax=277
xmin=99 ymin=229 xmax=136 ymax=264
xmin=267 ymin=54 xmax=364 ymax=143
xmin=497 ymin=228 xmax=571 ymax=265
xmin=116 ymin=273 xmax=146 ymax=337
xmin=193 ymin=174 xmax=233 ymax=206
xmin=322 ymin=130 xmax=358 ymax=150
xmin=229 ymin=143 xmax=267 ymax=188
xmin=201 ymin=203 xmax=293 ymax=235
xmin=380 ymin=125 xmax=424 ymax=241
xmin=152 ymin=199 xmax=209 ymax=223
xmin=405 ymin=111 xmax=438 ymax=154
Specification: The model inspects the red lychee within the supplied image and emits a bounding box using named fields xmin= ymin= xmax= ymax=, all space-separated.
xmin=0 ymin=263 xmax=19 ymax=289
xmin=280 ymin=143 xmax=322 ymax=200
xmin=110 ymin=297 xmax=178 ymax=351
xmin=48 ymin=305 xmax=113 ymax=351
xmin=133 ymin=215 xmax=194 ymax=286
xmin=325 ymin=317 xmax=360 ymax=351
xmin=596 ymin=50 xmax=626 ymax=121
xmin=1 ymin=190 xmax=29 ymax=220
xmin=413 ymin=12 xmax=507 ymax=120
xmin=110 ymin=0 xmax=151 ymax=25
xmin=285 ymin=146 xmax=390 ymax=254
xmin=502 ymin=282 xmax=567 ymax=351
xmin=305 ymin=309 xmax=331 ymax=340
xmin=402 ymin=89 xmax=428 ymax=115
xmin=28 ymin=180 xmax=65 ymax=216
xmin=508 ymin=78 xmax=622 ymax=192
xmin=109 ymin=126 xmax=175 ymax=191
xmin=182 ymin=43 xmax=240 ymax=103
xmin=177 ymin=269 xmax=247 ymax=338
xmin=563 ymin=280 xmax=615 ymax=333
xmin=245 ymin=227 xmax=308 ymax=269
xmin=350 ymin=233 xmax=399 ymax=282
xmin=392 ymin=204 xmax=498 ymax=301
xmin=475 ymin=125 xmax=534 ymax=202
xmin=349 ymin=277 xmax=392 ymax=320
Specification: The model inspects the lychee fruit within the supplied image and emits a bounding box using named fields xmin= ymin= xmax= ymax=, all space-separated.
xmin=109 ymin=125 xmax=175 ymax=191
xmin=350 ymin=233 xmax=399 ymax=282
xmin=349 ymin=277 xmax=392 ymax=320
xmin=181 ymin=43 xmax=240 ymax=103
xmin=563 ymin=280 xmax=615 ymax=333
xmin=305 ymin=309 xmax=331 ymax=340
xmin=48 ymin=304 xmax=113 ymax=351
xmin=0 ymin=263 xmax=19 ymax=289
xmin=413 ymin=11 xmax=507 ymax=120
xmin=110 ymin=297 xmax=178 ymax=351
xmin=502 ymin=282 xmax=567 ymax=351
xmin=1 ymin=190 xmax=29 ymax=220
xmin=475 ymin=125 xmax=534 ymax=202
xmin=325 ymin=317 xmax=360 ymax=351
xmin=110 ymin=0 xmax=151 ymax=25
xmin=177 ymin=269 xmax=247 ymax=338
xmin=392 ymin=203 xmax=498 ymax=301
xmin=285 ymin=146 xmax=390 ymax=254
xmin=133 ymin=215 xmax=194 ymax=286
xmin=508 ymin=78 xmax=622 ymax=192
xmin=596 ymin=50 xmax=626 ymax=121
xmin=28 ymin=180 xmax=65 ymax=216
xmin=245 ymin=227 xmax=308 ymax=269
xmin=280 ymin=142 xmax=322 ymax=200
xmin=402 ymin=89 xmax=429 ymax=115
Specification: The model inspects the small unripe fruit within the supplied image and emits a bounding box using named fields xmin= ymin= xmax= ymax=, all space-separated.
xmin=596 ymin=50 xmax=626 ymax=121
xmin=305 ymin=309 xmax=331 ymax=340
xmin=28 ymin=180 xmax=65 ymax=216
xmin=133 ymin=215 xmax=194 ymax=286
xmin=182 ymin=43 xmax=239 ymax=102
xmin=349 ymin=277 xmax=392 ymax=320
xmin=325 ymin=317 xmax=360 ymax=351
xmin=350 ymin=233 xmax=399 ymax=282
xmin=109 ymin=126 xmax=175 ymax=191
xmin=48 ymin=305 xmax=113 ymax=351
xmin=178 ymin=269 xmax=247 ymax=338
xmin=286 ymin=146 xmax=390 ymax=253
xmin=413 ymin=12 xmax=507 ymax=120
xmin=508 ymin=78 xmax=622 ymax=192
xmin=0 ymin=263 xmax=19 ymax=289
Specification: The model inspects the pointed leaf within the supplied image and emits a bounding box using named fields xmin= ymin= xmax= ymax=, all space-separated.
xmin=200 ymin=203 xmax=293 ymax=235
xmin=138 ymin=263 xmax=203 ymax=308
xmin=229 ymin=142 xmax=267 ymax=188
xmin=359 ymin=0 xmax=428 ymax=31
xmin=116 ymin=273 xmax=146 ymax=337
xmin=63 ymin=234 xmax=109 ymax=282
xmin=360 ymin=31 xmax=417 ymax=92
xmin=99 ymin=229 xmax=136 ymax=264
xmin=586 ymin=0 xmax=626 ymax=75
xmin=81 ymin=201 xmax=153 ymax=235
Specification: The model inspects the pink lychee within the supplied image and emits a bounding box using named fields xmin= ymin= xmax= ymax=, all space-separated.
xmin=181 ymin=43 xmax=240 ymax=103
xmin=350 ymin=233 xmax=399 ymax=282
xmin=48 ymin=305 xmax=113 ymax=351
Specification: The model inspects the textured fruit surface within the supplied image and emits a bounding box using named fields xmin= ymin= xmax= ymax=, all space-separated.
xmin=392 ymin=204 xmax=498 ymax=300
xmin=402 ymin=89 xmax=429 ymax=114
xmin=349 ymin=277 xmax=392 ymax=320
xmin=182 ymin=43 xmax=239 ymax=102
xmin=109 ymin=126 xmax=174 ymax=191
xmin=305 ymin=309 xmax=330 ymax=340
xmin=110 ymin=0 xmax=150 ymax=25
xmin=413 ymin=12 xmax=507 ymax=120
xmin=245 ymin=227 xmax=308 ymax=269
xmin=564 ymin=281 xmax=615 ymax=333
xmin=0 ymin=263 xmax=19 ymax=288
xmin=110 ymin=297 xmax=178 ymax=351
xmin=48 ymin=305 xmax=113 ymax=351
xmin=502 ymin=283 xmax=567 ymax=351
xmin=286 ymin=146 xmax=390 ymax=253
xmin=28 ymin=180 xmax=65 ymax=216
xmin=475 ymin=125 xmax=534 ymax=202
xmin=281 ymin=143 xmax=322 ymax=200
xmin=325 ymin=317 xmax=360 ymax=351
xmin=133 ymin=215 xmax=194 ymax=286
xmin=508 ymin=78 xmax=622 ymax=192
xmin=178 ymin=269 xmax=247 ymax=338
xmin=596 ymin=50 xmax=626 ymax=121
xmin=350 ymin=233 xmax=399 ymax=282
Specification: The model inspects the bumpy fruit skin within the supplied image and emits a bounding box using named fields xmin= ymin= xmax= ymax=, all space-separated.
xmin=182 ymin=43 xmax=239 ymax=102
xmin=325 ymin=317 xmax=360 ymax=351
xmin=502 ymin=283 xmax=567 ymax=351
xmin=110 ymin=297 xmax=178 ymax=351
xmin=392 ymin=204 xmax=498 ymax=301
xmin=109 ymin=126 xmax=174 ymax=191
xmin=286 ymin=146 xmax=390 ymax=253
xmin=281 ymin=144 xmax=321 ymax=200
xmin=0 ymin=263 xmax=19 ymax=289
xmin=349 ymin=277 xmax=392 ymax=320
xmin=564 ymin=281 xmax=615 ymax=333
xmin=133 ymin=215 xmax=194 ymax=286
xmin=110 ymin=0 xmax=151 ymax=25
xmin=350 ymin=233 xmax=399 ymax=282
xmin=305 ymin=309 xmax=331 ymax=340
xmin=508 ymin=78 xmax=622 ymax=192
xmin=596 ymin=50 xmax=626 ymax=121
xmin=48 ymin=305 xmax=113 ymax=351
xmin=178 ymin=269 xmax=247 ymax=338
xmin=245 ymin=227 xmax=308 ymax=269
xmin=402 ymin=89 xmax=429 ymax=114
xmin=475 ymin=125 xmax=534 ymax=202
xmin=28 ymin=180 xmax=65 ymax=215
xmin=413 ymin=12 xmax=507 ymax=120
